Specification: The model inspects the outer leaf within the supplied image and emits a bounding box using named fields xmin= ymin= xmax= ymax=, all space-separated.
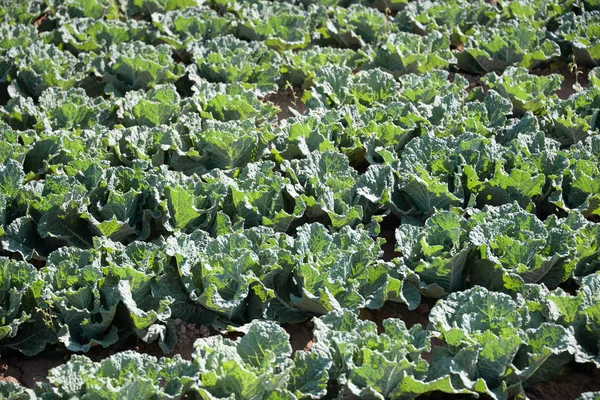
xmin=456 ymin=21 xmax=560 ymax=73
xmin=194 ymin=320 xmax=294 ymax=398
xmin=368 ymin=31 xmax=456 ymax=76
xmin=483 ymin=67 xmax=563 ymax=116
xmin=190 ymin=35 xmax=282 ymax=95
xmin=100 ymin=41 xmax=185 ymax=94
xmin=396 ymin=211 xmax=471 ymax=296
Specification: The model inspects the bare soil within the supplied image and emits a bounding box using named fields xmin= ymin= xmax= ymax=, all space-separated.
xmin=169 ymin=319 xmax=212 ymax=360
xmin=359 ymin=299 xmax=434 ymax=333
xmin=0 ymin=320 xmax=214 ymax=388
xmin=526 ymin=364 xmax=600 ymax=400
xmin=0 ymin=350 xmax=71 ymax=388
xmin=531 ymin=61 xmax=591 ymax=100
xmin=283 ymin=321 xmax=314 ymax=356
xmin=264 ymin=86 xmax=306 ymax=121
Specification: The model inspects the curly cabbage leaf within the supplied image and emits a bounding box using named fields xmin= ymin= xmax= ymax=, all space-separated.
xmin=99 ymin=41 xmax=185 ymax=95
xmin=395 ymin=0 xmax=499 ymax=37
xmin=368 ymin=31 xmax=456 ymax=76
xmin=556 ymin=11 xmax=600 ymax=67
xmin=55 ymin=18 xmax=148 ymax=54
xmin=456 ymin=21 xmax=560 ymax=73
xmin=468 ymin=203 xmax=576 ymax=292
xmin=319 ymin=4 xmax=396 ymax=48
xmin=237 ymin=1 xmax=325 ymax=51
xmin=429 ymin=286 xmax=581 ymax=399
xmin=151 ymin=6 xmax=235 ymax=50
xmin=190 ymin=35 xmax=282 ymax=95
xmin=482 ymin=67 xmax=563 ymax=116
xmin=396 ymin=211 xmax=471 ymax=296
xmin=8 ymin=43 xmax=89 ymax=99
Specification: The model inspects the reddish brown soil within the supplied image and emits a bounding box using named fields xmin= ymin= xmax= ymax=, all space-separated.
xmin=0 ymin=320 xmax=214 ymax=389
xmin=526 ymin=365 xmax=600 ymax=400
xmin=32 ymin=12 xmax=50 ymax=27
xmin=169 ymin=319 xmax=212 ymax=360
xmin=531 ymin=61 xmax=591 ymax=100
xmin=283 ymin=321 xmax=314 ymax=356
xmin=265 ymin=86 xmax=306 ymax=121
xmin=359 ymin=299 xmax=434 ymax=332
xmin=0 ymin=351 xmax=67 ymax=388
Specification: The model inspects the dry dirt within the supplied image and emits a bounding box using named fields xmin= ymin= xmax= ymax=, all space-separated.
xmin=169 ymin=319 xmax=212 ymax=360
xmin=264 ymin=86 xmax=306 ymax=121
xmin=531 ymin=61 xmax=591 ymax=100
xmin=283 ymin=321 xmax=315 ymax=356
xmin=0 ymin=320 xmax=214 ymax=388
xmin=526 ymin=365 xmax=600 ymax=400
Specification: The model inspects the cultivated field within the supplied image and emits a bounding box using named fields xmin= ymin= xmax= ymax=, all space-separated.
xmin=0 ymin=0 xmax=599 ymax=399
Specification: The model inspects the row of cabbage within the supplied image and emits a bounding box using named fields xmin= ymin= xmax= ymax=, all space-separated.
xmin=1 ymin=69 xmax=599 ymax=260
xmin=3 ymin=65 xmax=598 ymax=138
xmin=4 ymin=277 xmax=600 ymax=399
xmin=1 ymin=122 xmax=599 ymax=267
xmin=0 ymin=198 xmax=599 ymax=358
xmin=0 ymin=222 xmax=415 ymax=355
xmin=1 ymin=0 xmax=600 ymax=100
xmin=3 ymin=64 xmax=599 ymax=142
xmin=3 ymin=0 xmax=600 ymax=70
